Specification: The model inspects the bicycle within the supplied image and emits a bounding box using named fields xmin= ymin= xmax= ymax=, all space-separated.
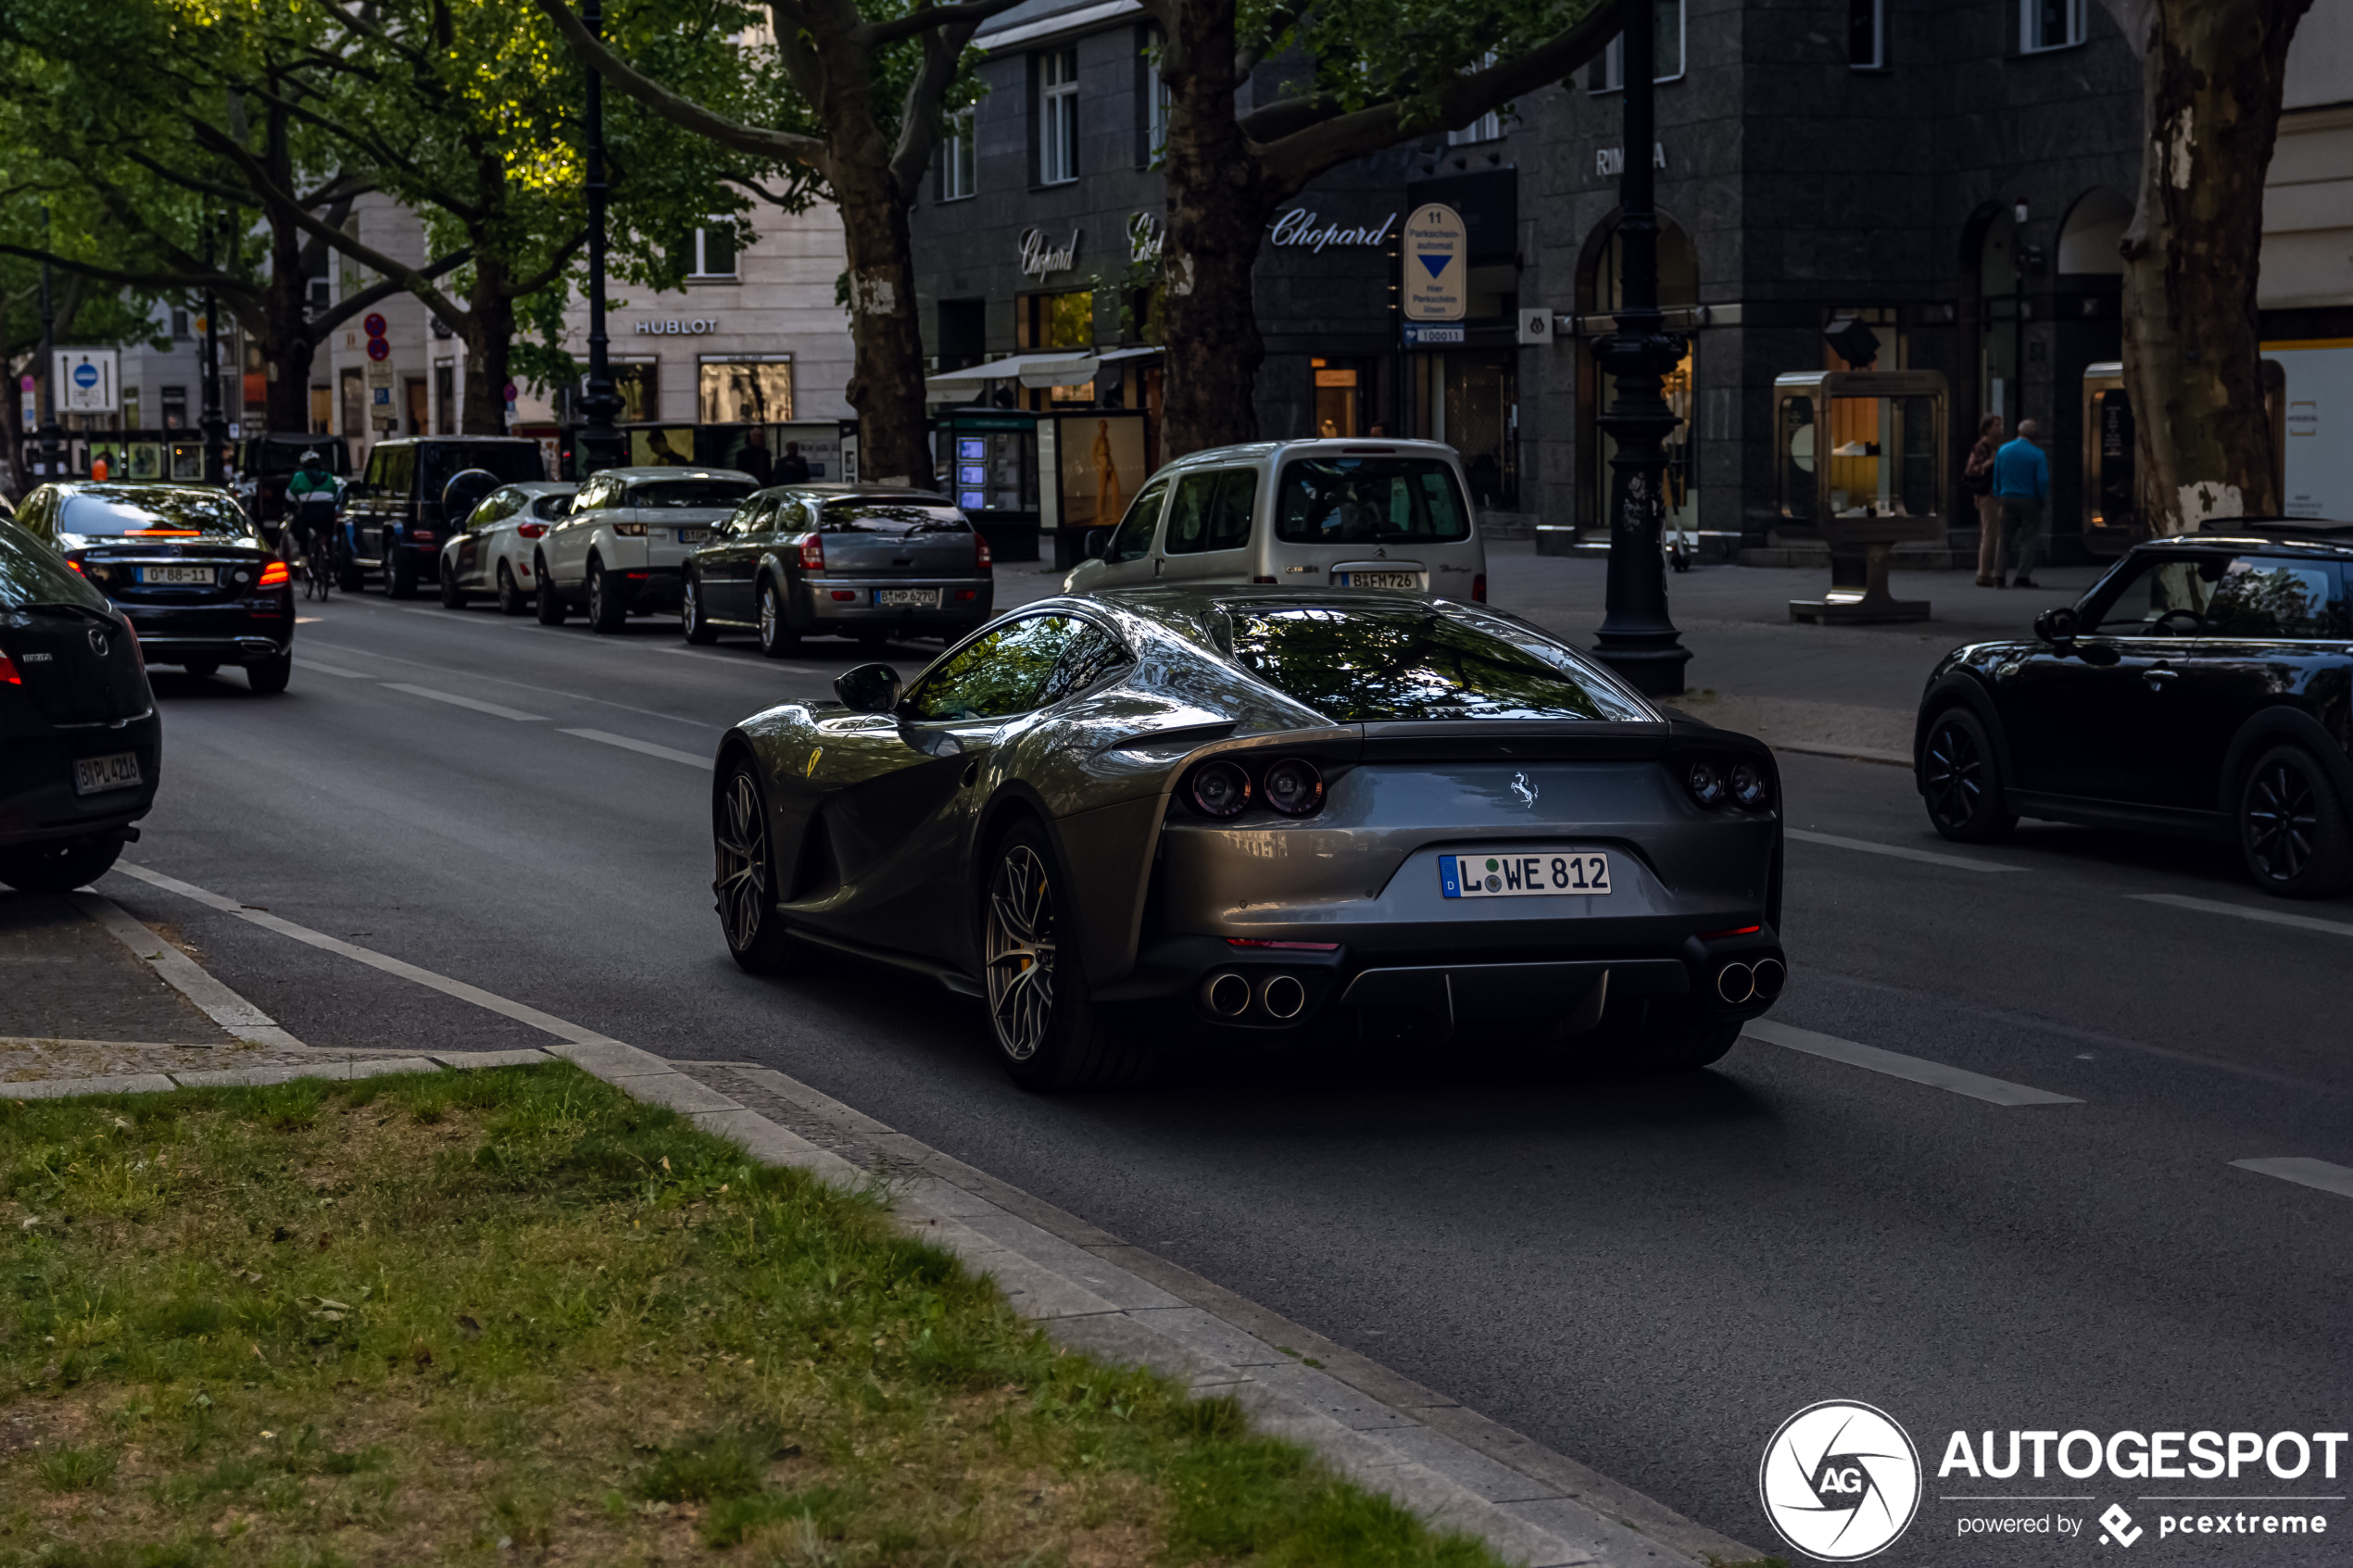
xmin=292 ymin=502 xmax=342 ymax=601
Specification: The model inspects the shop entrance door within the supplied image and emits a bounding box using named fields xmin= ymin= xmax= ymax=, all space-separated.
xmin=1312 ymin=361 xmax=1367 ymax=437
xmin=1441 ymin=353 xmax=1516 ymax=509
xmin=1592 ymin=342 xmax=1695 ymax=540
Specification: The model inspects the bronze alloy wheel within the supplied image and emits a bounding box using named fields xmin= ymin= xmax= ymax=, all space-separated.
xmin=985 ymin=842 xmax=1056 ymax=1061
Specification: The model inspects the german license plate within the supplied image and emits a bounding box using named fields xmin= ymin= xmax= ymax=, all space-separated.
xmin=1440 ymin=850 xmax=1610 ymax=898
xmin=1340 ymin=571 xmax=1420 ymax=590
xmin=875 ymin=588 xmax=939 ymax=608
xmin=138 ymin=565 xmax=212 ymax=585
xmin=675 ymin=529 xmax=708 ymax=544
xmin=72 ymin=751 xmax=142 ymax=796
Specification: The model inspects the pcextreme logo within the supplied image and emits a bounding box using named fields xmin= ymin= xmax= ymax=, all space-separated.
xmin=1759 ymin=1400 xmax=1924 ymax=1562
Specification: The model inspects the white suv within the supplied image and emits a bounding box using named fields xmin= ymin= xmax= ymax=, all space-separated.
xmin=1063 ymin=438 xmax=1487 ymax=603
xmin=535 ymin=466 xmax=759 ymax=633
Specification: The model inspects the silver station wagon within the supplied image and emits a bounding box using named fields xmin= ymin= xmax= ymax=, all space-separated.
xmin=1063 ymin=438 xmax=1487 ymax=603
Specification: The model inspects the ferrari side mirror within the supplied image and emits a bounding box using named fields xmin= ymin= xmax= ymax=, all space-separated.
xmin=835 ymin=662 xmax=902 ymax=713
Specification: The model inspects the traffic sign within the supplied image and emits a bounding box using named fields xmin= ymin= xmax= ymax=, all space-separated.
xmin=52 ymin=348 xmax=119 ymax=414
xmin=366 ymin=337 xmax=391 ymax=362
xmin=1402 ymin=203 xmax=1466 ymax=322
xmin=363 ymin=312 xmax=388 ymax=338
xmin=502 ymin=381 xmax=518 ymax=403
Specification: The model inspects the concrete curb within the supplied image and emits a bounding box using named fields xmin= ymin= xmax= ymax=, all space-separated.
xmin=69 ymin=892 xmax=308 ymax=1048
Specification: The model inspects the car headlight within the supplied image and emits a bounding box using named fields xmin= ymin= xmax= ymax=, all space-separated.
xmin=1685 ymin=760 xmax=1727 ymax=809
xmin=1262 ymin=758 xmax=1324 ymax=817
xmin=1188 ymin=760 xmax=1252 ymax=818
xmin=1730 ymin=760 xmax=1771 ymax=810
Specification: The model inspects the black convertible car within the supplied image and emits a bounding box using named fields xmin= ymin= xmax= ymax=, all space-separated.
xmin=711 ymin=587 xmax=1786 ymax=1088
xmin=1916 ymin=522 xmax=2353 ymax=897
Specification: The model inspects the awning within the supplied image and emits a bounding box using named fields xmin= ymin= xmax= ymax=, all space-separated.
xmin=925 ymin=351 xmax=1098 ymax=397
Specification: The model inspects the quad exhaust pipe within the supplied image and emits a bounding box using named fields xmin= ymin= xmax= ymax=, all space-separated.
xmin=1201 ymin=970 xmax=1309 ymax=1021
xmin=1259 ymin=973 xmax=1307 ymax=1020
xmin=1202 ymin=972 xmax=1252 ymax=1017
xmin=1715 ymin=958 xmax=1787 ymax=1005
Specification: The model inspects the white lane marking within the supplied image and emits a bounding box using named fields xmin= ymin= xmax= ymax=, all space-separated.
xmin=2131 ymin=892 xmax=2353 ymax=939
xmin=296 ymin=658 xmax=371 ymax=678
xmin=68 ymin=892 xmax=307 ymax=1048
xmin=300 ymin=640 xmax=717 ymax=730
xmin=1785 ymin=827 xmax=2026 ymax=873
xmin=1743 ymin=1018 xmax=2082 ymax=1106
xmin=560 ymin=728 xmax=713 ymax=771
xmin=379 ymin=683 xmax=547 ymax=721
xmin=657 ymin=646 xmax=822 ymax=674
xmin=109 ymin=860 xmax=630 ymax=1050
xmin=2231 ymin=1157 xmax=2353 ymax=1200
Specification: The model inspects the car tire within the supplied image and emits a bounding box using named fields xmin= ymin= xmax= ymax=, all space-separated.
xmin=587 ymin=559 xmax=626 ymax=634
xmin=713 ymin=759 xmax=814 ymax=975
xmin=682 ymin=571 xmax=719 ymax=644
xmin=983 ymin=820 xmax=1147 ymax=1092
xmin=535 ymin=558 xmax=567 ymax=624
xmin=1919 ymin=707 xmax=2017 ymax=843
xmin=496 ymin=561 xmax=528 ymax=617
xmin=384 ymin=538 xmax=419 ymax=598
xmin=246 ymin=650 xmax=293 ymax=694
xmin=439 ymin=560 xmax=468 ymax=609
xmin=0 ymin=835 xmax=125 ymax=894
xmin=757 ymin=578 xmax=798 ymax=658
xmin=2239 ymin=744 xmax=2353 ymax=898
xmin=182 ymin=660 xmax=220 ymax=679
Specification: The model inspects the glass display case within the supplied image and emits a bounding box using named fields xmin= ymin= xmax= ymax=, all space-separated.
xmin=1774 ymin=370 xmax=1948 ymax=623
xmin=1036 ymin=410 xmax=1151 ymax=569
xmin=932 ymin=410 xmax=1040 ymax=561
xmin=2081 ymin=359 xmax=2286 ymax=558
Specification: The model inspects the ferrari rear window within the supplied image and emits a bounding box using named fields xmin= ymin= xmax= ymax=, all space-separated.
xmin=1217 ymin=604 xmax=1650 ymax=722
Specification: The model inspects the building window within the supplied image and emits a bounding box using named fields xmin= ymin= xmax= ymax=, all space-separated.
xmin=685 ymin=222 xmax=737 ymax=279
xmin=434 ymin=361 xmax=456 ymax=434
xmin=160 ymin=386 xmax=187 ymax=429
xmin=1448 ymin=55 xmax=1504 ymax=144
xmin=1019 ymin=290 xmax=1095 ymax=351
xmin=698 ymin=356 xmax=794 ymax=422
xmin=1849 ymin=0 xmax=1885 ymax=69
xmin=1038 ymin=47 xmax=1079 ymax=185
xmin=2020 ymin=0 xmax=2084 ymax=51
xmin=1141 ymin=27 xmax=1170 ymax=164
xmin=940 ymin=107 xmax=976 ymax=200
xmin=170 ymin=307 xmax=189 ymax=338
xmin=595 ymin=360 xmax=658 ymax=421
xmin=1587 ymin=0 xmax=1684 ymax=90
xmin=308 ymin=276 xmax=332 ymax=311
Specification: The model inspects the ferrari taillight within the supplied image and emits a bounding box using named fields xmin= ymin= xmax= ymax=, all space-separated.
xmin=799 ymin=533 xmax=824 ymax=571
xmin=258 ymin=559 xmax=290 ymax=587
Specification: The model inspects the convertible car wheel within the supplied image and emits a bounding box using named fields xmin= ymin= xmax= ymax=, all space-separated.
xmin=2240 ymin=744 xmax=2353 ymax=898
xmin=984 ymin=822 xmax=1143 ymax=1091
xmin=714 ymin=761 xmax=811 ymax=973
xmin=1920 ymin=709 xmax=2015 ymax=843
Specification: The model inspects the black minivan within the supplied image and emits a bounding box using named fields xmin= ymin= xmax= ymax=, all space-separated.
xmin=343 ymin=437 xmax=545 ymax=597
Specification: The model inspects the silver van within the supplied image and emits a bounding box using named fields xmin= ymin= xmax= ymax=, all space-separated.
xmin=1061 ymin=438 xmax=1487 ymax=602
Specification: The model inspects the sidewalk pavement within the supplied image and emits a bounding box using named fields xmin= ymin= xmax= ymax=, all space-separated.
xmin=0 ymin=885 xmax=1764 ymax=1568
xmin=999 ymin=544 xmax=2110 ymax=762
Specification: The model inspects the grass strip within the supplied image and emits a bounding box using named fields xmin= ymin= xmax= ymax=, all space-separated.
xmin=0 ymin=1061 xmax=1507 ymax=1566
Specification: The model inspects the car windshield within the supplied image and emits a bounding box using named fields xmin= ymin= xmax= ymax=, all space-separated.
xmin=0 ymin=517 xmax=112 ymax=611
xmin=634 ymin=480 xmax=756 ymax=509
xmin=1275 ymin=457 xmax=1471 ymax=545
xmin=1215 ymin=603 xmax=1650 ymax=722
xmin=57 ymin=490 xmax=251 ymax=539
xmin=817 ymin=499 xmax=968 ymax=533
xmin=420 ymin=444 xmax=542 ymax=492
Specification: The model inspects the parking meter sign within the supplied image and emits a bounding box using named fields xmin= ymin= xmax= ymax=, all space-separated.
xmin=1402 ymin=204 xmax=1466 ymax=322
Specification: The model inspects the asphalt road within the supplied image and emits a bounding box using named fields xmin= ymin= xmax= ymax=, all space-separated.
xmin=93 ymin=577 xmax=2353 ymax=1566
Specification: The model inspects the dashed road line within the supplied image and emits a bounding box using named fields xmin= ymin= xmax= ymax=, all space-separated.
xmin=379 ymin=683 xmax=547 ymax=721
xmin=657 ymin=646 xmax=822 ymax=673
xmin=560 ymin=728 xmax=713 ymax=770
xmin=2231 ymin=1157 xmax=2353 ymax=1200
xmin=1785 ymin=828 xmax=2026 ymax=873
xmin=295 ymin=658 xmax=371 ymax=678
xmin=1743 ymin=1018 xmax=2082 ymax=1106
xmin=300 ymin=639 xmax=718 ymax=729
xmin=2131 ymin=892 xmax=2353 ymax=939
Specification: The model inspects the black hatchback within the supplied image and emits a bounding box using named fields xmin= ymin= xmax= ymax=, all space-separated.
xmin=0 ymin=515 xmax=160 ymax=893
xmin=13 ymin=483 xmax=294 ymax=692
xmin=1916 ymin=522 xmax=2353 ymax=897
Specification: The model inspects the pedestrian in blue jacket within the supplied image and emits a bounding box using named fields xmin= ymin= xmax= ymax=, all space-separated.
xmin=1992 ymin=420 xmax=2049 ymax=588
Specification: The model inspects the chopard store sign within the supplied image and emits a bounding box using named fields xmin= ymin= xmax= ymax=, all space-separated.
xmin=1018 ymin=228 xmax=1082 ymax=278
xmin=1268 ymin=208 xmax=1398 ymax=252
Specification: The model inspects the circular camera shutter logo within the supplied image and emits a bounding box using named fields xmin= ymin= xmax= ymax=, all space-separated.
xmin=1758 ymin=1400 xmax=1921 ymax=1562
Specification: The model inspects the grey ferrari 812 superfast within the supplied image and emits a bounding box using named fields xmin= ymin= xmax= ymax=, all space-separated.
xmin=711 ymin=587 xmax=1785 ymax=1089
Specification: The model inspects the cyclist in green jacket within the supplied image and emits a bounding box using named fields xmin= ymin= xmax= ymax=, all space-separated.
xmin=285 ymin=450 xmax=344 ymax=583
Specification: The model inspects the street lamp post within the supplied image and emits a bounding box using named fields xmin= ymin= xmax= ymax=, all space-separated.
xmin=199 ymin=282 xmax=228 ymax=485
xmin=573 ymin=0 xmax=623 ymax=478
xmin=35 ymin=207 xmax=62 ymax=483
xmin=1590 ymin=0 xmax=1691 ymax=697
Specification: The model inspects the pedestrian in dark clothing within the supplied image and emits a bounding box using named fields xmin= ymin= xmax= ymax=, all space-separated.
xmin=738 ymin=427 xmax=774 ymax=486
xmin=776 ymin=441 xmax=812 ymax=483
xmin=1992 ymin=419 xmax=2049 ymax=588
xmin=1965 ymin=414 xmax=2003 ymax=586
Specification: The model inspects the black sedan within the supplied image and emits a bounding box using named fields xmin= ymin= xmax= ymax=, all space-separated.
xmin=1917 ymin=522 xmax=2353 ymax=897
xmin=711 ymin=587 xmax=1786 ymax=1089
xmin=684 ymin=485 xmax=994 ymax=656
xmin=12 ymin=483 xmax=294 ymax=692
xmin=0 ymin=515 xmax=159 ymax=893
